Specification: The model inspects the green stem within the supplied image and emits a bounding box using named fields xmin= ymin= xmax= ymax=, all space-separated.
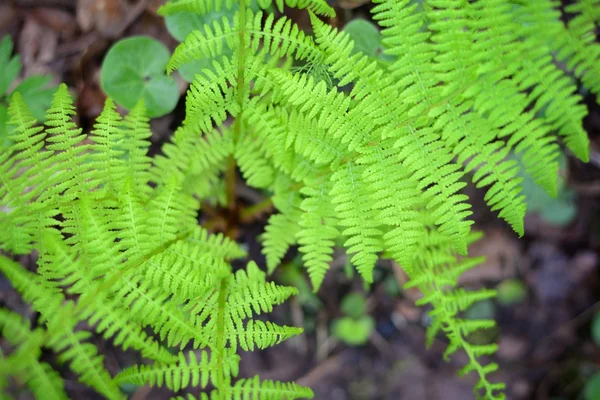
xmin=234 ymin=0 xmax=247 ymax=144
xmin=226 ymin=0 xmax=248 ymax=212
xmin=215 ymin=278 xmax=229 ymax=399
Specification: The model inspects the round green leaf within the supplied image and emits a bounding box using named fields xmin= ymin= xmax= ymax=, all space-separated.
xmin=165 ymin=8 xmax=237 ymax=42
xmin=584 ymin=372 xmax=600 ymax=400
xmin=340 ymin=292 xmax=367 ymax=318
xmin=333 ymin=316 xmax=374 ymax=346
xmin=591 ymin=312 xmax=600 ymax=347
xmin=100 ymin=36 xmax=178 ymax=118
xmin=465 ymin=299 xmax=496 ymax=320
xmin=496 ymin=279 xmax=527 ymax=306
xmin=343 ymin=19 xmax=393 ymax=62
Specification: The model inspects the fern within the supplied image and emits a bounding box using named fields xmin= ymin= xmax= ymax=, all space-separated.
xmin=2 ymin=0 xmax=599 ymax=399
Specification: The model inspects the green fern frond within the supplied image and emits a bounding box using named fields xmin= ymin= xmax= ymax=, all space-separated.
xmin=158 ymin=0 xmax=233 ymax=16
xmin=225 ymin=376 xmax=314 ymax=400
xmin=296 ymin=181 xmax=339 ymax=290
xmin=0 ymin=258 xmax=124 ymax=400
xmin=262 ymin=211 xmax=300 ymax=272
xmin=166 ymin=10 xmax=322 ymax=75
xmin=121 ymin=100 xmax=152 ymax=196
xmin=184 ymin=57 xmax=239 ymax=134
xmin=158 ymin=0 xmax=334 ymax=19
xmin=233 ymin=320 xmax=303 ymax=351
xmin=115 ymin=350 xmax=240 ymax=392
xmin=46 ymin=312 xmax=125 ymax=400
xmin=88 ymin=97 xmax=126 ymax=194
xmin=330 ymin=162 xmax=382 ymax=282
xmin=235 ymin=129 xmax=276 ymax=188
xmin=184 ymin=262 xmax=299 ymax=350
xmin=404 ymin=228 xmax=504 ymax=400
xmin=185 ymin=226 xmax=247 ymax=260
xmin=152 ymin=126 xmax=233 ymax=197
xmin=0 ymin=312 xmax=68 ymax=400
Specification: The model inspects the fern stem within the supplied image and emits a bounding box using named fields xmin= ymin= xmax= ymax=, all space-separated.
xmin=215 ymin=277 xmax=229 ymax=399
xmin=225 ymin=156 xmax=237 ymax=213
xmin=240 ymin=197 xmax=273 ymax=223
xmin=234 ymin=0 xmax=247 ymax=145
xmin=226 ymin=0 xmax=248 ymax=214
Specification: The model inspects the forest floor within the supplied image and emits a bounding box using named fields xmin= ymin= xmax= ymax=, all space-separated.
xmin=2 ymin=1 xmax=600 ymax=399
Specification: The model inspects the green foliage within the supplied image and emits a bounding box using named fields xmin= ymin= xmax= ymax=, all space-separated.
xmin=165 ymin=5 xmax=239 ymax=82
xmin=342 ymin=19 xmax=391 ymax=62
xmin=495 ymin=279 xmax=527 ymax=306
xmin=0 ymin=84 xmax=308 ymax=399
xmin=0 ymin=35 xmax=55 ymax=142
xmin=584 ymin=372 xmax=600 ymax=400
xmin=513 ymin=152 xmax=577 ymax=226
xmin=591 ymin=312 xmax=600 ymax=347
xmin=100 ymin=36 xmax=179 ymax=117
xmin=2 ymin=0 xmax=599 ymax=399
xmin=332 ymin=293 xmax=374 ymax=346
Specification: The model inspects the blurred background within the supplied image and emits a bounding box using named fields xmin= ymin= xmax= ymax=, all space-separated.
xmin=1 ymin=0 xmax=600 ymax=399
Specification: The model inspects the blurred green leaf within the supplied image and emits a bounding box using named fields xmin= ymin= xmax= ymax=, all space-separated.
xmin=332 ymin=315 xmax=374 ymax=346
xmin=343 ymin=19 xmax=393 ymax=62
xmin=584 ymin=372 xmax=600 ymax=400
xmin=465 ymin=299 xmax=495 ymax=320
xmin=591 ymin=312 xmax=600 ymax=347
xmin=512 ymin=151 xmax=576 ymax=226
xmin=496 ymin=279 xmax=527 ymax=306
xmin=13 ymin=75 xmax=55 ymax=121
xmin=0 ymin=36 xmax=21 ymax=95
xmin=100 ymin=36 xmax=179 ymax=118
xmin=0 ymin=105 xmax=9 ymax=147
xmin=341 ymin=292 xmax=367 ymax=318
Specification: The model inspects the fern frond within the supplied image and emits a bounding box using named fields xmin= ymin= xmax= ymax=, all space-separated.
xmin=121 ymin=100 xmax=152 ymax=196
xmin=40 ymin=84 xmax=89 ymax=201
xmin=159 ymin=0 xmax=334 ymax=19
xmin=158 ymin=0 xmax=233 ymax=16
xmin=329 ymin=162 xmax=382 ymax=282
xmin=46 ymin=311 xmax=125 ymax=400
xmin=147 ymin=178 xmax=199 ymax=245
xmin=233 ymin=320 xmax=303 ymax=351
xmin=296 ymin=181 xmax=339 ymax=290
xmin=185 ymin=262 xmax=299 ymax=350
xmin=0 ymin=313 xmax=68 ymax=400
xmin=404 ymin=227 xmax=504 ymax=400
xmin=88 ymin=97 xmax=126 ymax=194
xmin=235 ymin=129 xmax=275 ymax=188
xmin=152 ymin=126 xmax=233 ymax=197
xmin=0 ymin=259 xmax=124 ymax=400
xmin=114 ymin=350 xmax=240 ymax=392
xmin=225 ymin=376 xmax=314 ymax=400
xmin=262 ymin=211 xmax=300 ymax=272
xmin=184 ymin=57 xmax=239 ymax=134
xmin=167 ymin=11 xmax=322 ymax=74
xmin=185 ymin=226 xmax=247 ymax=260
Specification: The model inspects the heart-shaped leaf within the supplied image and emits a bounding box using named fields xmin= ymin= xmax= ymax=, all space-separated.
xmin=333 ymin=316 xmax=374 ymax=346
xmin=100 ymin=36 xmax=179 ymax=118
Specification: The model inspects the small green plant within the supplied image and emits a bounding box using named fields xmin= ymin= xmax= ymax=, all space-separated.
xmin=100 ymin=36 xmax=179 ymax=117
xmin=0 ymin=35 xmax=55 ymax=142
xmin=495 ymin=279 xmax=527 ymax=306
xmin=332 ymin=292 xmax=375 ymax=346
xmin=2 ymin=0 xmax=600 ymax=399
